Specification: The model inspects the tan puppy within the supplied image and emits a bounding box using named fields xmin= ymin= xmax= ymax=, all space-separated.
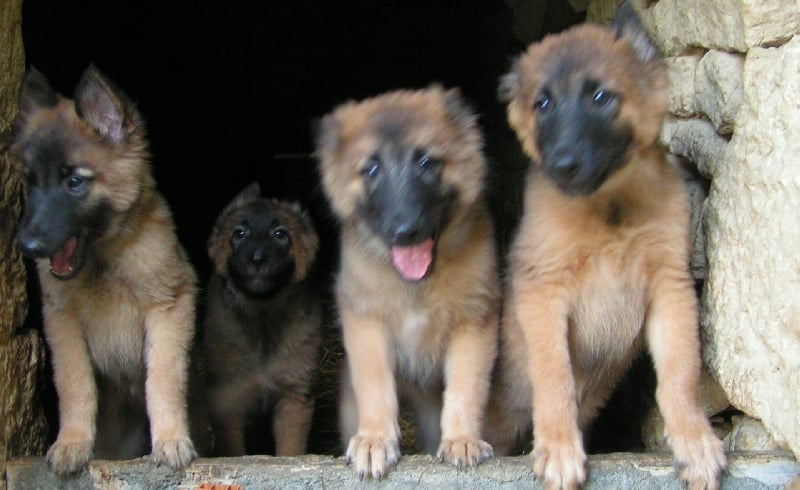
xmin=315 ymin=85 xmax=500 ymax=479
xmin=12 ymin=65 xmax=198 ymax=474
xmin=485 ymin=3 xmax=726 ymax=489
xmin=203 ymin=182 xmax=322 ymax=456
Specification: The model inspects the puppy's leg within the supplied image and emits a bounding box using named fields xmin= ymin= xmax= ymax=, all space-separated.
xmin=341 ymin=310 xmax=400 ymax=480
xmin=646 ymin=272 xmax=726 ymax=490
xmin=484 ymin=364 xmax=533 ymax=457
xmin=273 ymin=393 xmax=314 ymax=456
xmin=144 ymin=292 xmax=197 ymax=469
xmin=406 ymin=384 xmax=442 ymax=455
xmin=209 ymin=406 xmax=246 ymax=456
xmin=485 ymin=309 xmax=535 ymax=457
xmin=207 ymin=370 xmax=268 ymax=456
xmin=338 ymin=361 xmax=358 ymax=450
xmin=519 ymin=284 xmax=586 ymax=490
xmin=93 ymin=380 xmax=148 ymax=460
xmin=44 ymin=316 xmax=97 ymax=475
xmin=437 ymin=323 xmax=496 ymax=467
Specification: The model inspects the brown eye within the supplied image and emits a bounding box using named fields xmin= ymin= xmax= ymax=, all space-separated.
xmin=273 ymin=227 xmax=290 ymax=243
xmin=361 ymin=157 xmax=380 ymax=179
xmin=592 ymin=89 xmax=616 ymax=106
xmin=231 ymin=225 xmax=250 ymax=247
xmin=418 ymin=155 xmax=441 ymax=171
xmin=533 ymin=92 xmax=552 ymax=113
xmin=65 ymin=171 xmax=91 ymax=194
xmin=67 ymin=176 xmax=84 ymax=190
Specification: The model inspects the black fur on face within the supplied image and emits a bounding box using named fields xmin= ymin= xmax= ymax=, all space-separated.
xmin=358 ymin=144 xmax=455 ymax=248
xmin=13 ymin=65 xmax=139 ymax=280
xmin=15 ymin=125 xmax=110 ymax=280
xmin=227 ymin=201 xmax=296 ymax=299
xmin=534 ymin=61 xmax=633 ymax=196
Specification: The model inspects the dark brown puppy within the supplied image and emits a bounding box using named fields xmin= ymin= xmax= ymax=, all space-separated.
xmin=485 ymin=4 xmax=726 ymax=489
xmin=203 ymin=182 xmax=322 ymax=456
xmin=316 ymin=86 xmax=500 ymax=479
xmin=12 ymin=65 xmax=198 ymax=474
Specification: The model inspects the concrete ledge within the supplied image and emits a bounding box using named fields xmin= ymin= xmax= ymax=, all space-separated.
xmin=5 ymin=452 xmax=799 ymax=489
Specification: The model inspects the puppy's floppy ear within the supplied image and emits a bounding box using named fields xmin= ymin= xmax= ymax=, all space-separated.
xmin=441 ymin=85 xmax=479 ymax=131
xmin=498 ymin=58 xmax=522 ymax=103
xmin=314 ymin=112 xmax=342 ymax=159
xmin=613 ymin=0 xmax=661 ymax=64
xmin=74 ymin=64 xmax=138 ymax=143
xmin=18 ymin=66 xmax=59 ymax=117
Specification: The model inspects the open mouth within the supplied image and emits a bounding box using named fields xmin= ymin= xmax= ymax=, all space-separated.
xmin=391 ymin=237 xmax=435 ymax=282
xmin=49 ymin=234 xmax=86 ymax=280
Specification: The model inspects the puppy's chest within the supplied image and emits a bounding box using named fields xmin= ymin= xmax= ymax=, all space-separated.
xmin=392 ymin=310 xmax=446 ymax=384
xmin=572 ymin=279 xmax=646 ymax=360
xmin=568 ymin=237 xmax=652 ymax=362
xmin=241 ymin=314 xmax=291 ymax=363
xmin=77 ymin=284 xmax=146 ymax=378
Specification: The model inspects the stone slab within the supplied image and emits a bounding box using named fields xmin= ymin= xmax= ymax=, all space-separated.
xmin=6 ymin=452 xmax=799 ymax=489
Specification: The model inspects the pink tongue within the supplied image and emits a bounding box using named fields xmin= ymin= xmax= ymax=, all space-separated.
xmin=391 ymin=238 xmax=434 ymax=281
xmin=50 ymin=237 xmax=77 ymax=276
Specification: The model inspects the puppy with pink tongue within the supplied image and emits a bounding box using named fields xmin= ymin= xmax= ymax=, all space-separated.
xmin=316 ymin=85 xmax=501 ymax=480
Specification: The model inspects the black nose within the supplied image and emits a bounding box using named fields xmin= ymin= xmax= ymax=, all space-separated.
xmin=392 ymin=223 xmax=422 ymax=245
xmin=249 ymin=248 xmax=264 ymax=265
xmin=17 ymin=229 xmax=49 ymax=258
xmin=551 ymin=153 xmax=581 ymax=180
xmin=391 ymin=222 xmax=422 ymax=246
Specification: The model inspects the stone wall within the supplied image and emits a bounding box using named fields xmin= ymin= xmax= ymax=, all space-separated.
xmin=0 ymin=1 xmax=49 ymax=489
xmin=632 ymin=0 xmax=800 ymax=461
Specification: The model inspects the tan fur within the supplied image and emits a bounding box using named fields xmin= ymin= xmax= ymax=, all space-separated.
xmin=316 ymin=86 xmax=500 ymax=479
xmin=486 ymin=20 xmax=726 ymax=490
xmin=202 ymin=183 xmax=322 ymax=456
xmin=12 ymin=66 xmax=198 ymax=475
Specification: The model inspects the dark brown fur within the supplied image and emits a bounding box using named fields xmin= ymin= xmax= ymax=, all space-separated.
xmin=203 ymin=182 xmax=322 ymax=456
xmin=485 ymin=5 xmax=726 ymax=489
xmin=316 ymin=86 xmax=500 ymax=479
xmin=11 ymin=65 xmax=198 ymax=474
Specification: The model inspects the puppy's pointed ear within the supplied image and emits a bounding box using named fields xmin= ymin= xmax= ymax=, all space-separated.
xmin=228 ymin=182 xmax=261 ymax=210
xmin=74 ymin=64 xmax=137 ymax=143
xmin=208 ymin=185 xmax=253 ymax=261
xmin=613 ymin=0 xmax=661 ymax=64
xmin=18 ymin=66 xmax=59 ymax=117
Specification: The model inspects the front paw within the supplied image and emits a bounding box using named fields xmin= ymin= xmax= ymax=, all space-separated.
xmin=46 ymin=439 xmax=93 ymax=476
xmin=437 ymin=437 xmax=494 ymax=467
xmin=345 ymin=433 xmax=401 ymax=480
xmin=151 ymin=437 xmax=197 ymax=470
xmin=531 ymin=435 xmax=586 ymax=490
xmin=668 ymin=430 xmax=726 ymax=490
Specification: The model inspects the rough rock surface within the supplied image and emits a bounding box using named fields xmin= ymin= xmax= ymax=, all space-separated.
xmin=0 ymin=1 xmax=49 ymax=489
xmin=702 ymin=36 xmax=800 ymax=461
xmin=6 ymin=453 xmax=800 ymax=490
xmin=637 ymin=0 xmax=799 ymax=55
